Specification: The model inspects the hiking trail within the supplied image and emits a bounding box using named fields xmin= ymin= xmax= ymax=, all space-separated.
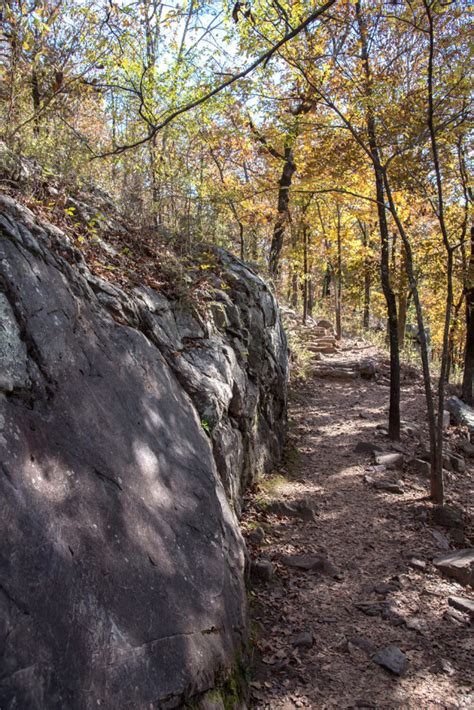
xmin=244 ymin=322 xmax=473 ymax=710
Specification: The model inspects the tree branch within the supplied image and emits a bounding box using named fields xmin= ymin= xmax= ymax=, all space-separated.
xmin=94 ymin=0 xmax=338 ymax=158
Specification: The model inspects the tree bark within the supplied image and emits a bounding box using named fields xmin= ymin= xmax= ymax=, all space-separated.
xmin=269 ymin=146 xmax=296 ymax=277
xmin=398 ymin=244 xmax=409 ymax=348
xmin=335 ymin=205 xmax=342 ymax=340
xmin=358 ymin=220 xmax=371 ymax=329
xmin=462 ymin=225 xmax=474 ymax=403
xmin=302 ymin=223 xmax=309 ymax=324
xmin=356 ymin=0 xmax=400 ymax=439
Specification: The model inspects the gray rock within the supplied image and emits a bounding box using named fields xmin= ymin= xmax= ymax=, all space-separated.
xmin=0 ymin=140 xmax=40 ymax=186
xmin=373 ymin=645 xmax=407 ymax=676
xmin=359 ymin=359 xmax=377 ymax=379
xmin=374 ymin=452 xmax=404 ymax=466
xmin=434 ymin=549 xmax=474 ymax=586
xmin=405 ymin=617 xmax=424 ymax=632
xmin=401 ymin=423 xmax=418 ymax=436
xmin=354 ymin=441 xmax=380 ymax=455
xmin=443 ymin=454 xmax=453 ymax=471
xmin=250 ymin=559 xmax=274 ymax=583
xmin=374 ymin=480 xmax=405 ymax=494
xmin=444 ymin=607 xmax=470 ymax=626
xmin=430 ymin=529 xmax=451 ymax=551
xmin=432 ymin=505 xmax=464 ymax=529
xmin=198 ymin=690 xmax=225 ymax=710
xmin=292 ymin=631 xmax=314 ymax=649
xmin=355 ymin=601 xmax=391 ymax=617
xmin=446 ymin=397 xmax=474 ymax=431
xmin=316 ymin=319 xmax=334 ymax=331
xmin=438 ymin=658 xmax=456 ymax=676
xmin=0 ymin=292 xmax=29 ymax=392
xmin=450 ymin=454 xmax=466 ymax=473
xmin=281 ymin=553 xmax=338 ymax=576
xmin=347 ymin=635 xmax=376 ymax=656
xmin=266 ymin=499 xmax=315 ymax=522
xmin=448 ymin=595 xmax=474 ymax=618
xmin=411 ymin=458 xmax=431 ymax=477
xmin=0 ymin=195 xmax=289 ymax=708
xmin=409 ymin=557 xmax=427 ymax=571
xmin=459 ymin=439 xmax=474 ymax=458
xmin=247 ymin=527 xmax=265 ymax=545
xmin=374 ymin=582 xmax=399 ymax=595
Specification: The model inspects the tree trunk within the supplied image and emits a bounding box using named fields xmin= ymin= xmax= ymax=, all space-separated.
xmin=335 ymin=206 xmax=342 ymax=340
xmin=398 ymin=244 xmax=409 ymax=348
xmin=447 ymin=292 xmax=463 ymax=381
xmin=308 ymin=273 xmax=314 ymax=318
xmin=31 ymin=66 xmax=41 ymax=137
xmin=269 ymin=146 xmax=296 ymax=277
xmin=376 ymin=171 xmax=401 ymax=440
xmin=322 ymin=264 xmax=332 ymax=298
xmin=356 ymin=0 xmax=400 ymax=440
xmin=302 ymin=224 xmax=309 ymax=324
xmin=384 ymin=173 xmax=439 ymax=501
xmin=361 ymin=223 xmax=371 ymax=330
xmin=462 ymin=225 xmax=474 ymax=402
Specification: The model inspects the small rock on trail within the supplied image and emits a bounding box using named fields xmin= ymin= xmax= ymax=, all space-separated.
xmin=373 ymin=645 xmax=408 ymax=676
xmin=434 ymin=549 xmax=474 ymax=587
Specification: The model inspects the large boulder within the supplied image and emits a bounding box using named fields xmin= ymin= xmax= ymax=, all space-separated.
xmin=0 ymin=193 xmax=287 ymax=708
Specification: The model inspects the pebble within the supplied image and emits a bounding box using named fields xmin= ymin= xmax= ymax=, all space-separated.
xmin=439 ymin=658 xmax=456 ymax=676
xmin=409 ymin=557 xmax=427 ymax=571
xmin=281 ymin=553 xmax=338 ymax=577
xmin=250 ymin=559 xmax=274 ymax=583
xmin=292 ymin=631 xmax=314 ymax=649
xmin=373 ymin=645 xmax=407 ymax=676
xmin=430 ymin=529 xmax=451 ymax=550
xmin=374 ymin=582 xmax=399 ymax=595
xmin=405 ymin=617 xmax=424 ymax=632
xmin=374 ymin=452 xmax=404 ymax=466
xmin=374 ymin=480 xmax=404 ymax=494
xmin=248 ymin=527 xmax=265 ymax=545
xmin=347 ymin=635 xmax=375 ymax=656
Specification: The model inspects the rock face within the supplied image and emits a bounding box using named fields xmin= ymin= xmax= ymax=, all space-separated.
xmin=135 ymin=248 xmax=288 ymax=509
xmin=0 ymin=194 xmax=288 ymax=708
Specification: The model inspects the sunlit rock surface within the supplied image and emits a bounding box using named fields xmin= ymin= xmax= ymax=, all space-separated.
xmin=0 ymin=194 xmax=287 ymax=709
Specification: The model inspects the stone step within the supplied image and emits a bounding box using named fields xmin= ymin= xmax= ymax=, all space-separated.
xmin=310 ymin=347 xmax=338 ymax=355
xmin=313 ymin=336 xmax=336 ymax=345
xmin=308 ymin=343 xmax=336 ymax=353
xmin=308 ymin=338 xmax=336 ymax=345
xmin=312 ymin=367 xmax=358 ymax=379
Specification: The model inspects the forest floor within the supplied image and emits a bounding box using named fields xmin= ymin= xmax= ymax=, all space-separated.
xmin=243 ymin=329 xmax=473 ymax=710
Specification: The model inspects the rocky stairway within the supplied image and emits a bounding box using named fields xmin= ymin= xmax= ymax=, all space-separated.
xmin=298 ymin=319 xmax=340 ymax=356
xmin=298 ymin=319 xmax=377 ymax=380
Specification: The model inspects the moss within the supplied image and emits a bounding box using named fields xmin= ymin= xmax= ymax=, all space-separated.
xmin=256 ymin=472 xmax=287 ymax=495
xmin=185 ymin=654 xmax=249 ymax=709
xmin=219 ymin=658 xmax=249 ymax=709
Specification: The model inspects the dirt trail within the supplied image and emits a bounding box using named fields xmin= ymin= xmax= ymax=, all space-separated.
xmin=244 ymin=334 xmax=473 ymax=710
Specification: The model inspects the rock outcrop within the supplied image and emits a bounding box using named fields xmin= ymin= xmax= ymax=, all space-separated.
xmin=0 ymin=193 xmax=287 ymax=708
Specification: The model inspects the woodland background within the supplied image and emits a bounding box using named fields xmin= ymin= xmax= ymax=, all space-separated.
xmin=1 ymin=0 xmax=472 ymax=499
